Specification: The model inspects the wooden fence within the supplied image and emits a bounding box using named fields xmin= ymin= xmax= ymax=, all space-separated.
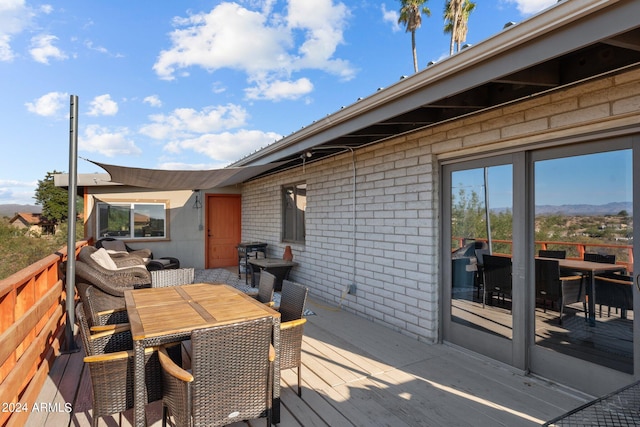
xmin=0 ymin=241 xmax=87 ymax=427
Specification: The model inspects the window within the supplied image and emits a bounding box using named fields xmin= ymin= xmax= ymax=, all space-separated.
xmin=97 ymin=202 xmax=167 ymax=239
xmin=282 ymin=183 xmax=306 ymax=243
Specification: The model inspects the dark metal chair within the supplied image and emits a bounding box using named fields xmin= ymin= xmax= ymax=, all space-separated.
xmin=535 ymin=258 xmax=584 ymax=324
xmin=538 ymin=249 xmax=566 ymax=259
xmin=278 ymin=279 xmax=309 ymax=396
xmin=76 ymin=303 xmax=167 ymax=427
xmin=158 ymin=317 xmax=274 ymax=427
xmin=482 ymin=254 xmax=513 ymax=308
xmin=584 ymin=252 xmax=616 ymax=264
xmin=594 ymin=272 xmax=633 ymax=318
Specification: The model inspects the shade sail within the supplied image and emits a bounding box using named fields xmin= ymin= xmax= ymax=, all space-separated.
xmin=88 ymin=159 xmax=285 ymax=190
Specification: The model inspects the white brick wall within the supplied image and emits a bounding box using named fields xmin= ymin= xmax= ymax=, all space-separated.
xmin=240 ymin=68 xmax=640 ymax=343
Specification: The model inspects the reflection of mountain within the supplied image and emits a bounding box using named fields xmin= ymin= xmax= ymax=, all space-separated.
xmin=536 ymin=202 xmax=632 ymax=216
xmin=492 ymin=202 xmax=632 ymax=216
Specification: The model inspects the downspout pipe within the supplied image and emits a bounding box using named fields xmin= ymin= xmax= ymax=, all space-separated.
xmin=306 ymin=146 xmax=357 ymax=304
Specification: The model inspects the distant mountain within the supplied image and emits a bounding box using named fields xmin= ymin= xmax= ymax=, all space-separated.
xmin=535 ymin=202 xmax=632 ymax=216
xmin=0 ymin=204 xmax=40 ymax=218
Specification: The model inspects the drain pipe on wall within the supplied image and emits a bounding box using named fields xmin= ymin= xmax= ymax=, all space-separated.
xmin=308 ymin=146 xmax=357 ymax=306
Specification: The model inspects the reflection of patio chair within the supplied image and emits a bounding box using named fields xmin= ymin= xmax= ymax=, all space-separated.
xmin=584 ymin=252 xmax=616 ymax=264
xmin=482 ymin=255 xmax=512 ymax=308
xmin=594 ymin=272 xmax=633 ymax=319
xmin=535 ymin=258 xmax=584 ymax=325
xmin=538 ymin=250 xmax=566 ymax=259
xmin=158 ymin=317 xmax=274 ymax=427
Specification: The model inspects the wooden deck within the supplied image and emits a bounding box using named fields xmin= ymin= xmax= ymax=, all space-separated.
xmin=28 ymin=296 xmax=591 ymax=427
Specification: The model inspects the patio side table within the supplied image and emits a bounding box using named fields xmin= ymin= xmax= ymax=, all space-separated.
xmin=248 ymin=258 xmax=298 ymax=291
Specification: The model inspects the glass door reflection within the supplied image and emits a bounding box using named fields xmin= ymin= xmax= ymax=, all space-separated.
xmin=533 ymin=149 xmax=633 ymax=374
xmin=450 ymin=165 xmax=514 ymax=339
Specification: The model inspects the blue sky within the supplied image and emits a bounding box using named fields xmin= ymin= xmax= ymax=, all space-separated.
xmin=0 ymin=0 xmax=555 ymax=206
xmin=452 ymin=151 xmax=633 ymax=209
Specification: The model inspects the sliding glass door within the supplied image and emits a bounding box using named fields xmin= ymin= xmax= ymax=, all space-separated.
xmin=529 ymin=141 xmax=637 ymax=393
xmin=442 ymin=136 xmax=639 ymax=394
xmin=442 ymin=155 xmax=521 ymax=367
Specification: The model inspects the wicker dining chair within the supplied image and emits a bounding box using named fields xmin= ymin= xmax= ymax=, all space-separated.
xmin=278 ymin=279 xmax=309 ymax=396
xmin=247 ymin=271 xmax=276 ymax=306
xmin=76 ymin=282 xmax=129 ymax=329
xmin=76 ymin=303 xmax=168 ymax=427
xmin=158 ymin=316 xmax=274 ymax=427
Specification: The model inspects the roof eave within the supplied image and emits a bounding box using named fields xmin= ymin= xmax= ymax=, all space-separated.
xmin=232 ymin=0 xmax=626 ymax=167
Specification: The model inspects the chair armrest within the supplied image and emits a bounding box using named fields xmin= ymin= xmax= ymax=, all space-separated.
xmin=89 ymin=324 xmax=131 ymax=340
xmin=159 ymin=346 xmax=194 ymax=383
xmin=281 ymin=318 xmax=307 ymax=330
xmin=560 ymin=274 xmax=583 ymax=282
xmin=95 ymin=307 xmax=127 ymax=317
xmin=596 ymin=276 xmax=632 ymax=286
xmin=84 ymin=346 xmax=155 ymax=363
xmin=90 ymin=322 xmax=130 ymax=333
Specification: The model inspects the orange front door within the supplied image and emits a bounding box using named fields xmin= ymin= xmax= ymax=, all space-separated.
xmin=205 ymin=194 xmax=241 ymax=268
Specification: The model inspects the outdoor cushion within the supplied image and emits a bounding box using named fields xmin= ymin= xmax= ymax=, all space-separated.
xmin=100 ymin=239 xmax=128 ymax=254
xmin=90 ymin=248 xmax=119 ymax=270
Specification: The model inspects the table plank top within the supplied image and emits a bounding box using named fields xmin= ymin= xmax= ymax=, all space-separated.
xmin=124 ymin=283 xmax=280 ymax=341
xmin=548 ymin=258 xmax=627 ymax=273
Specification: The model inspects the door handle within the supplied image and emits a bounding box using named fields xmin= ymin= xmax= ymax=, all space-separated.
xmin=635 ymin=274 xmax=640 ymax=292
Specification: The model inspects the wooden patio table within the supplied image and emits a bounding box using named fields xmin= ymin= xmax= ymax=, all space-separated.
xmin=124 ymin=283 xmax=281 ymax=427
xmin=545 ymin=258 xmax=627 ymax=326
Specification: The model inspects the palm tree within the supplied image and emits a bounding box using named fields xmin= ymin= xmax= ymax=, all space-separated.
xmin=398 ymin=0 xmax=431 ymax=73
xmin=444 ymin=0 xmax=475 ymax=55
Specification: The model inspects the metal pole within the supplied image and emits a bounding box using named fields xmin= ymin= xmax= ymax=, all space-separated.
xmin=64 ymin=95 xmax=79 ymax=352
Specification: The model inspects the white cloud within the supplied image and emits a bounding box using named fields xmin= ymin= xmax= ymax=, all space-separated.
xmin=80 ymin=124 xmax=142 ymax=157
xmin=29 ymin=34 xmax=67 ymax=64
xmin=245 ymin=77 xmax=313 ymax=101
xmin=153 ymin=1 xmax=354 ymax=100
xmin=506 ymin=0 xmax=557 ymax=16
xmin=139 ymin=104 xmax=249 ymax=140
xmin=137 ymin=103 xmax=281 ymax=163
xmin=0 ymin=179 xmax=38 ymax=205
xmin=143 ymin=95 xmax=162 ymax=107
xmin=0 ymin=0 xmax=35 ymax=61
xmin=87 ymin=94 xmax=118 ymax=116
xmin=25 ymin=91 xmax=69 ymax=117
xmin=166 ymin=129 xmax=282 ymax=163
xmin=381 ymin=4 xmax=400 ymax=32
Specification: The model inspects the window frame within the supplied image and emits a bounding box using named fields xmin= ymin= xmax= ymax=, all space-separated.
xmin=281 ymin=182 xmax=306 ymax=244
xmin=95 ymin=199 xmax=170 ymax=241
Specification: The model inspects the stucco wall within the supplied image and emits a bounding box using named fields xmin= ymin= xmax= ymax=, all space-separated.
xmin=84 ymin=187 xmax=220 ymax=268
xmin=240 ymin=67 xmax=640 ymax=343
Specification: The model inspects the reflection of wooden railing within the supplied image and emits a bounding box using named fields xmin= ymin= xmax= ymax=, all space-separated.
xmin=0 ymin=241 xmax=88 ymax=426
xmin=453 ymin=238 xmax=634 ymax=272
